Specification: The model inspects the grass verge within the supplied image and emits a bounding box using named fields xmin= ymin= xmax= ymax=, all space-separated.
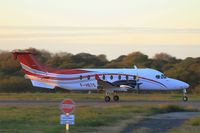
xmin=0 ymin=104 xmax=197 ymax=133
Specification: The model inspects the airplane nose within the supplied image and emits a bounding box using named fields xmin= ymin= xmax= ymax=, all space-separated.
xmin=168 ymin=78 xmax=190 ymax=90
xmin=180 ymin=81 xmax=190 ymax=89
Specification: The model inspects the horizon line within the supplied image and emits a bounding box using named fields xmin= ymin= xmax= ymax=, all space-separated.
xmin=1 ymin=26 xmax=200 ymax=33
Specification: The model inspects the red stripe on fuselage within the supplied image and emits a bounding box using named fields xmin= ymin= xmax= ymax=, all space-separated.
xmin=21 ymin=63 xmax=92 ymax=75
xmin=23 ymin=69 xmax=89 ymax=80
xmin=43 ymin=66 xmax=92 ymax=74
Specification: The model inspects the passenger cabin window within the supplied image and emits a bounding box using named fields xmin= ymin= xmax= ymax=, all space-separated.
xmin=110 ymin=75 xmax=113 ymax=80
xmin=87 ymin=75 xmax=90 ymax=80
xmin=80 ymin=75 xmax=83 ymax=80
xmin=102 ymin=75 xmax=105 ymax=80
xmin=118 ymin=75 xmax=121 ymax=80
xmin=126 ymin=75 xmax=129 ymax=80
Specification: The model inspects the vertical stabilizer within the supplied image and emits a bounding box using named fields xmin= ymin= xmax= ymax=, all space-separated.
xmin=12 ymin=50 xmax=44 ymax=71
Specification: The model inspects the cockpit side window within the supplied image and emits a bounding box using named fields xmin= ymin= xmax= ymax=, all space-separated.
xmin=155 ymin=75 xmax=160 ymax=79
xmin=156 ymin=74 xmax=166 ymax=79
xmin=161 ymin=74 xmax=166 ymax=79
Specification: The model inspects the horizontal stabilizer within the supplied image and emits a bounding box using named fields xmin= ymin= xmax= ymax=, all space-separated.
xmin=31 ymin=80 xmax=55 ymax=89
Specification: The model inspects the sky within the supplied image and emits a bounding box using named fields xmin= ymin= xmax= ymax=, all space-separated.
xmin=0 ymin=0 xmax=200 ymax=60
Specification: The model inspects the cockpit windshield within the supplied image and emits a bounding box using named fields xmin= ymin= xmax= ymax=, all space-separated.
xmin=155 ymin=74 xmax=167 ymax=79
xmin=161 ymin=74 xmax=166 ymax=79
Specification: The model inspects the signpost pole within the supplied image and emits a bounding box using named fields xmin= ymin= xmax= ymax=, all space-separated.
xmin=66 ymin=113 xmax=69 ymax=132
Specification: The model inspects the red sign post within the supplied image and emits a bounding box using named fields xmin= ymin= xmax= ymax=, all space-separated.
xmin=60 ymin=99 xmax=75 ymax=132
xmin=60 ymin=99 xmax=75 ymax=114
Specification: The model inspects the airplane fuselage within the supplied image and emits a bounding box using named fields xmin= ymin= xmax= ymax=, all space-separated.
xmin=25 ymin=66 xmax=189 ymax=92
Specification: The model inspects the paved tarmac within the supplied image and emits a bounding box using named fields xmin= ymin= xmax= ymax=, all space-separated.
xmin=0 ymin=99 xmax=200 ymax=109
xmin=122 ymin=112 xmax=200 ymax=133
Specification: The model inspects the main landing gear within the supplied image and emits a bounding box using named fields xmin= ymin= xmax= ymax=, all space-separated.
xmin=105 ymin=96 xmax=111 ymax=102
xmin=104 ymin=92 xmax=119 ymax=102
xmin=113 ymin=95 xmax=119 ymax=101
xmin=183 ymin=89 xmax=188 ymax=102
xmin=104 ymin=95 xmax=120 ymax=102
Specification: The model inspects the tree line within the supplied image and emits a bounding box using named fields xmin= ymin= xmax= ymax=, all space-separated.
xmin=0 ymin=48 xmax=199 ymax=93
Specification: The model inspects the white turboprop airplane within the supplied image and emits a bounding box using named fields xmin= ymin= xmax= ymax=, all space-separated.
xmin=12 ymin=50 xmax=190 ymax=102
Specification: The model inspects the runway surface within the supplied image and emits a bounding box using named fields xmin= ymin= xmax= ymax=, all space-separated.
xmin=122 ymin=112 xmax=200 ymax=133
xmin=0 ymin=99 xmax=200 ymax=109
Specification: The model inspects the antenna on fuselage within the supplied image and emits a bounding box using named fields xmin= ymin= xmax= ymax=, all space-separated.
xmin=133 ymin=65 xmax=141 ymax=94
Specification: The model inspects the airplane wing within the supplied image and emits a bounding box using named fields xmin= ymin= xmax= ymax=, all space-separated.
xmin=95 ymin=75 xmax=139 ymax=92
xmin=97 ymin=79 xmax=132 ymax=92
xmin=97 ymin=80 xmax=116 ymax=90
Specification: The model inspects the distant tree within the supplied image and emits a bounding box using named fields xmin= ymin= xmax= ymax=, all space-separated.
xmin=193 ymin=84 xmax=200 ymax=93
xmin=165 ymin=57 xmax=200 ymax=92
xmin=46 ymin=53 xmax=75 ymax=68
xmin=151 ymin=53 xmax=179 ymax=71
xmin=97 ymin=54 xmax=108 ymax=65
xmin=71 ymin=53 xmax=108 ymax=68
xmin=0 ymin=76 xmax=33 ymax=92
xmin=104 ymin=55 xmax=126 ymax=68
xmin=153 ymin=53 xmax=176 ymax=62
xmin=25 ymin=48 xmax=51 ymax=63
xmin=0 ymin=51 xmax=20 ymax=75
xmin=121 ymin=52 xmax=148 ymax=68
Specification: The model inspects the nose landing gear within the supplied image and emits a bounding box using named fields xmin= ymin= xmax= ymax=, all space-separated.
xmin=183 ymin=89 xmax=188 ymax=102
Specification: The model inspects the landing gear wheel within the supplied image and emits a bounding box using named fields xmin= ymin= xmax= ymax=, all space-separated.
xmin=113 ymin=95 xmax=119 ymax=102
xmin=183 ymin=96 xmax=188 ymax=102
xmin=105 ymin=96 xmax=111 ymax=102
